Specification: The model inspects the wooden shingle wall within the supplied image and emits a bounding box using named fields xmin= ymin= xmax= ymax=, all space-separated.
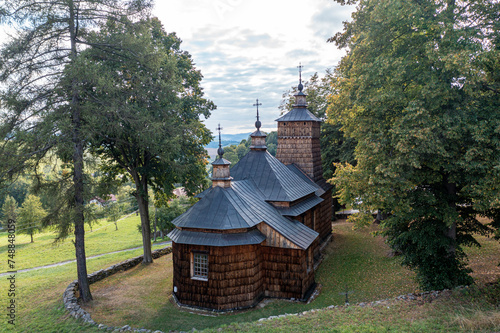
xmin=172 ymin=243 xmax=264 ymax=311
xmin=277 ymin=122 xmax=323 ymax=182
xmin=317 ymin=189 xmax=333 ymax=242
xmin=262 ymin=246 xmax=315 ymax=299
xmin=257 ymin=223 xmax=300 ymax=249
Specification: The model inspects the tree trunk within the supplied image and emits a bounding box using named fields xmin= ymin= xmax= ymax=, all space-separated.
xmin=135 ymin=176 xmax=153 ymax=263
xmin=30 ymin=233 xmax=33 ymax=243
xmin=69 ymin=0 xmax=92 ymax=302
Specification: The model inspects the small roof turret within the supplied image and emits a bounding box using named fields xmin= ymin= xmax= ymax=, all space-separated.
xmin=276 ymin=63 xmax=321 ymax=122
xmin=212 ymin=124 xmax=232 ymax=187
xmin=250 ymin=99 xmax=267 ymax=151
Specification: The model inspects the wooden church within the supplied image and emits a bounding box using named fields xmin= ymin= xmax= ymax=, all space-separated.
xmin=168 ymin=73 xmax=333 ymax=311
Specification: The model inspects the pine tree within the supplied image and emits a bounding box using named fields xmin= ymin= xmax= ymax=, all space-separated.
xmin=0 ymin=0 xmax=152 ymax=302
xmin=1 ymin=195 xmax=18 ymax=229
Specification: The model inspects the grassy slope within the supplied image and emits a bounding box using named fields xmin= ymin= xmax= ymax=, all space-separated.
xmin=0 ymin=214 xmax=166 ymax=332
xmin=0 ymin=221 xmax=498 ymax=332
xmin=83 ymin=222 xmax=500 ymax=332
xmin=83 ymin=223 xmax=419 ymax=331
xmin=0 ymin=213 xmax=169 ymax=271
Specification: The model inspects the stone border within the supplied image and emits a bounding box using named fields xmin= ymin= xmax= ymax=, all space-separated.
xmin=256 ymin=287 xmax=465 ymax=323
xmin=64 ymin=246 xmax=469 ymax=332
xmin=63 ymin=247 xmax=172 ymax=333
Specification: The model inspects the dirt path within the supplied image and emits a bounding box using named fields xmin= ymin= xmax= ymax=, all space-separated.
xmin=0 ymin=241 xmax=172 ymax=277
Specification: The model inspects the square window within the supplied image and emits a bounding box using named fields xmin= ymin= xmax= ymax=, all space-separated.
xmin=192 ymin=252 xmax=208 ymax=280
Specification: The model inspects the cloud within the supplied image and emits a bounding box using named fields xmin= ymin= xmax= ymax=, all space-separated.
xmin=219 ymin=29 xmax=284 ymax=48
xmin=309 ymin=3 xmax=355 ymax=40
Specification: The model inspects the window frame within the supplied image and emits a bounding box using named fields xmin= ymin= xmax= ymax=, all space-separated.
xmin=191 ymin=251 xmax=209 ymax=281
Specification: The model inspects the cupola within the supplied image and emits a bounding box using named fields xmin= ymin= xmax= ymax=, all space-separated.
xmin=249 ymin=99 xmax=267 ymax=151
xmin=212 ymin=124 xmax=232 ymax=188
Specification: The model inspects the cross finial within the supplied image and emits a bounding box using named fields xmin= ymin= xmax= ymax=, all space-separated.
xmin=253 ymin=99 xmax=262 ymax=129
xmin=216 ymin=123 xmax=224 ymax=157
xmin=297 ymin=63 xmax=303 ymax=83
xmin=253 ymin=99 xmax=262 ymax=121
xmin=297 ymin=63 xmax=304 ymax=92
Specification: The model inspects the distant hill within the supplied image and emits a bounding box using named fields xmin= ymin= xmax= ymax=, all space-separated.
xmin=205 ymin=133 xmax=251 ymax=149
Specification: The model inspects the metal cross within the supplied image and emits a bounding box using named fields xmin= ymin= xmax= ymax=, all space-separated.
xmin=216 ymin=123 xmax=223 ymax=147
xmin=253 ymin=99 xmax=262 ymax=121
xmin=297 ymin=63 xmax=304 ymax=84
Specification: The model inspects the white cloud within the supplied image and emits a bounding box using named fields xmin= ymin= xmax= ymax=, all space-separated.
xmin=156 ymin=0 xmax=354 ymax=134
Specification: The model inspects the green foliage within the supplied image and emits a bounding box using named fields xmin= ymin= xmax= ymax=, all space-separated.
xmin=106 ymin=202 xmax=123 ymax=230
xmin=330 ymin=0 xmax=500 ymax=289
xmin=0 ymin=177 xmax=29 ymax=210
xmin=221 ymin=132 xmax=277 ymax=166
xmin=141 ymin=197 xmax=191 ymax=235
xmin=64 ymin=17 xmax=213 ymax=261
xmin=78 ymin=16 xmax=214 ymax=197
xmin=0 ymin=195 xmax=17 ymax=228
xmin=156 ymin=198 xmax=190 ymax=232
xmin=17 ymin=194 xmax=46 ymax=242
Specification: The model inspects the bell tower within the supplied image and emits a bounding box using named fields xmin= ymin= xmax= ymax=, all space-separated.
xmin=276 ymin=65 xmax=323 ymax=182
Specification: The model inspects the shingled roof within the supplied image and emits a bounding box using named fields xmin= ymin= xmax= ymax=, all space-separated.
xmin=286 ymin=164 xmax=329 ymax=196
xmin=275 ymin=107 xmax=321 ymax=122
xmin=169 ymin=179 xmax=318 ymax=250
xmin=230 ymin=150 xmax=318 ymax=202
xmin=168 ymin=228 xmax=266 ymax=247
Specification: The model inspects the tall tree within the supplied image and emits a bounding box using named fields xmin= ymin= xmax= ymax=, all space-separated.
xmin=0 ymin=0 xmax=152 ymax=301
xmin=76 ymin=17 xmax=214 ymax=263
xmin=17 ymin=194 xmax=46 ymax=243
xmin=329 ymin=0 xmax=500 ymax=289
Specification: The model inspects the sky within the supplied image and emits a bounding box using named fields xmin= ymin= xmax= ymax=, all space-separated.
xmin=154 ymin=0 xmax=354 ymax=135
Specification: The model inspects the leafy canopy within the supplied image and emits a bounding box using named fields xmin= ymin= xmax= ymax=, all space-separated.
xmin=329 ymin=0 xmax=500 ymax=289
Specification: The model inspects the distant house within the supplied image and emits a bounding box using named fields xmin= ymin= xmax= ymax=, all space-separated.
xmin=168 ymin=76 xmax=333 ymax=311
xmin=89 ymin=194 xmax=117 ymax=207
xmin=172 ymin=188 xmax=187 ymax=198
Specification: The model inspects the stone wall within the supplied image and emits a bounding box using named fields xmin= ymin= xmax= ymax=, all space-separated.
xmin=63 ymin=247 xmax=172 ymax=332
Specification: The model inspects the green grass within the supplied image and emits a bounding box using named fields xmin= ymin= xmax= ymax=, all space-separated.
xmin=84 ymin=223 xmax=421 ymax=331
xmin=0 ymin=213 xmax=169 ymax=272
xmin=201 ymin=286 xmax=500 ymax=332
xmin=0 ymin=221 xmax=498 ymax=332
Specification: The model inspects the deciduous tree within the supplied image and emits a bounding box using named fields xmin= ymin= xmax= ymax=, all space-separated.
xmin=329 ymin=0 xmax=500 ymax=289
xmin=76 ymin=17 xmax=214 ymax=263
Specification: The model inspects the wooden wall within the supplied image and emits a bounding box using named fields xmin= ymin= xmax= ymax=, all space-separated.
xmin=262 ymin=246 xmax=315 ymax=299
xmin=277 ymin=121 xmax=323 ymax=182
xmin=257 ymin=223 xmax=300 ymax=249
xmin=172 ymin=243 xmax=264 ymax=311
xmin=317 ymin=189 xmax=333 ymax=242
xmin=172 ymin=241 xmax=316 ymax=311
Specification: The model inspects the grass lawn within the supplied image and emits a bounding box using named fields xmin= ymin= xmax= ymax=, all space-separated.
xmin=81 ymin=221 xmax=499 ymax=332
xmin=201 ymin=286 xmax=500 ymax=332
xmin=1 ymin=220 xmax=498 ymax=332
xmin=0 ymin=213 xmax=169 ymax=272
